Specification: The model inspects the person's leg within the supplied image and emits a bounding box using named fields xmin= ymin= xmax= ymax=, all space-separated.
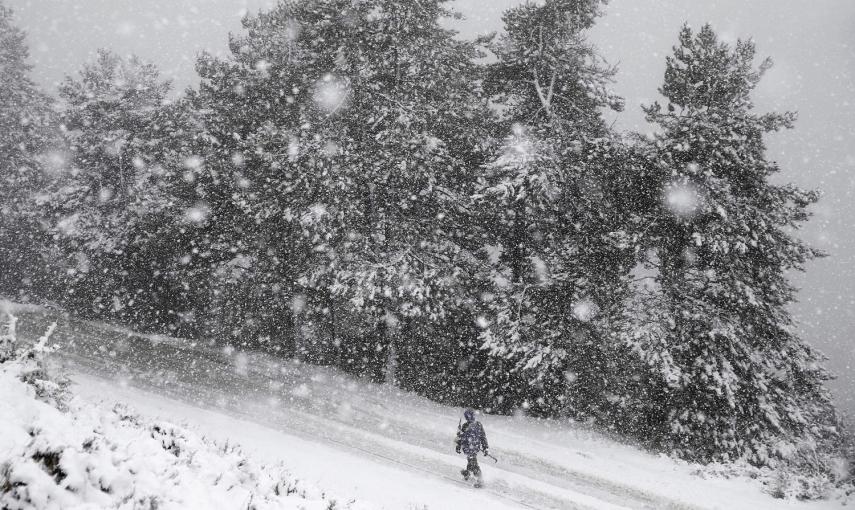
xmin=469 ymin=455 xmax=483 ymax=487
xmin=461 ymin=456 xmax=472 ymax=479
xmin=471 ymin=456 xmax=481 ymax=477
xmin=467 ymin=455 xmax=479 ymax=475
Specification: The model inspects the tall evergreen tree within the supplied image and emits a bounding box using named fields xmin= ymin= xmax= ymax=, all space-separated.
xmin=314 ymin=0 xmax=490 ymax=382
xmin=629 ymin=24 xmax=839 ymax=465
xmin=48 ymin=50 xmax=191 ymax=328
xmin=474 ymin=0 xmax=632 ymax=417
xmin=0 ymin=3 xmax=57 ymax=299
xmin=191 ymin=0 xmax=490 ymax=374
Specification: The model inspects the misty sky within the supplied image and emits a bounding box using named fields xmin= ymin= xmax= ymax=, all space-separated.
xmin=6 ymin=0 xmax=855 ymax=414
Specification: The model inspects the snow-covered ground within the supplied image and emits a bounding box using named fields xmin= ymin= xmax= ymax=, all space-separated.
xmin=0 ymin=313 xmax=356 ymax=510
xmin=3 ymin=303 xmax=850 ymax=509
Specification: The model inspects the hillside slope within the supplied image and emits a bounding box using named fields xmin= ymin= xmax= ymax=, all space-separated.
xmin=5 ymin=303 xmax=847 ymax=509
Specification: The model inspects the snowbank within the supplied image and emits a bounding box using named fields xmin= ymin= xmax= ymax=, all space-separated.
xmin=0 ymin=314 xmax=365 ymax=510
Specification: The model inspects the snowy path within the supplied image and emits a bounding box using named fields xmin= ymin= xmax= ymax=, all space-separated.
xmin=57 ymin=346 xmax=659 ymax=510
xmin=9 ymin=308 xmax=839 ymax=510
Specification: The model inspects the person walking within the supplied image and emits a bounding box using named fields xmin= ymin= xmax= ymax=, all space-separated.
xmin=455 ymin=407 xmax=489 ymax=488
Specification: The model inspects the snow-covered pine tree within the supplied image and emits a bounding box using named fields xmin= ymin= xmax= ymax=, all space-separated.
xmin=189 ymin=0 xmax=382 ymax=356
xmin=192 ymin=0 xmax=489 ymax=377
xmin=315 ymin=0 xmax=489 ymax=382
xmin=59 ymin=51 xmax=170 ymax=205
xmin=474 ymin=0 xmax=632 ymax=417
xmin=0 ymin=3 xmax=58 ymax=300
xmin=631 ymin=24 xmax=839 ymax=465
xmin=48 ymin=51 xmax=186 ymax=327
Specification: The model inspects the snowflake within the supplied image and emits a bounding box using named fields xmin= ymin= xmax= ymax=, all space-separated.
xmin=287 ymin=137 xmax=300 ymax=160
xmin=572 ymin=299 xmax=598 ymax=322
xmin=665 ymin=181 xmax=701 ymax=219
xmin=184 ymin=203 xmax=210 ymax=225
xmin=292 ymin=384 xmax=311 ymax=398
xmin=313 ymin=74 xmax=349 ymax=113
xmin=183 ymin=155 xmax=203 ymax=170
xmin=291 ymin=294 xmax=306 ymax=314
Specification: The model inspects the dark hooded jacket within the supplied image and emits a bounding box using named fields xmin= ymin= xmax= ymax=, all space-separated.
xmin=456 ymin=411 xmax=488 ymax=456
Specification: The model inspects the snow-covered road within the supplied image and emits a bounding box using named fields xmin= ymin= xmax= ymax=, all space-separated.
xmin=9 ymin=307 xmax=839 ymax=510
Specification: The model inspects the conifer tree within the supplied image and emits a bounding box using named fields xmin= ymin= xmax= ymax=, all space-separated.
xmin=631 ymin=24 xmax=839 ymax=464
xmin=0 ymin=3 xmax=57 ymax=299
xmin=49 ymin=50 xmax=186 ymax=326
xmin=316 ymin=0 xmax=489 ymax=381
xmin=191 ymin=0 xmax=489 ymax=373
xmin=474 ymin=0 xmax=632 ymax=417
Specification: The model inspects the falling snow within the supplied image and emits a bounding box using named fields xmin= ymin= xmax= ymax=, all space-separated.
xmin=1 ymin=0 xmax=853 ymax=508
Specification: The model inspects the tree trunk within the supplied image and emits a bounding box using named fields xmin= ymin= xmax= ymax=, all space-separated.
xmin=510 ymin=197 xmax=527 ymax=284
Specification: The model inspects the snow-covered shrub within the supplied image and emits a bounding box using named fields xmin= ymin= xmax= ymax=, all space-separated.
xmin=0 ymin=312 xmax=66 ymax=407
xmin=0 ymin=314 xmax=365 ymax=510
xmin=767 ymin=468 xmax=834 ymax=501
xmin=683 ymin=426 xmax=849 ymax=501
xmin=836 ymin=422 xmax=855 ymax=497
xmin=691 ymin=454 xmax=849 ymax=502
xmin=0 ymin=312 xmax=15 ymax=362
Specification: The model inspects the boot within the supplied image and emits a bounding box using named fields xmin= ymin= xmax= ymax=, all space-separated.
xmin=460 ymin=469 xmax=470 ymax=481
